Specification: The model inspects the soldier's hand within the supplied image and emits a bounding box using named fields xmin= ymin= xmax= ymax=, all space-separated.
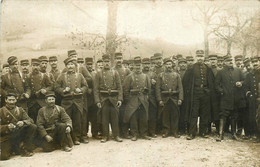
xmin=65 ymin=126 xmax=71 ymax=133
xmin=41 ymin=89 xmax=47 ymax=94
xmin=151 ymin=79 xmax=156 ymax=85
xmin=8 ymin=123 xmax=16 ymax=131
xmin=24 ymin=93 xmax=30 ymax=99
xmin=178 ymin=100 xmax=182 ymax=105
xmin=97 ymin=103 xmax=102 ymax=109
xmin=159 ymin=101 xmax=164 ymax=107
xmin=16 ymin=121 xmax=24 ymax=127
xmin=116 ymin=101 xmax=122 ymax=108
xmin=64 ymin=87 xmax=70 ymax=92
xmin=236 ymin=82 xmax=242 ymax=87
xmin=45 ymin=135 xmax=53 ymax=143
xmin=75 ymin=88 xmax=82 ymax=93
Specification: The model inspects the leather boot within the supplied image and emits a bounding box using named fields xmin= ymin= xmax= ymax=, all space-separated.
xmin=216 ymin=119 xmax=225 ymax=142
xmin=231 ymin=119 xmax=239 ymax=140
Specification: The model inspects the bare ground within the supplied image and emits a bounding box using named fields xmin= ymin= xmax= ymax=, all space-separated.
xmin=1 ymin=134 xmax=259 ymax=167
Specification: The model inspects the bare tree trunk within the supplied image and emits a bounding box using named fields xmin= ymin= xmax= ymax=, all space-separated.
xmin=204 ymin=30 xmax=209 ymax=57
xmin=106 ymin=1 xmax=118 ymax=65
xmin=227 ymin=41 xmax=232 ymax=55
xmin=242 ymin=45 xmax=247 ymax=58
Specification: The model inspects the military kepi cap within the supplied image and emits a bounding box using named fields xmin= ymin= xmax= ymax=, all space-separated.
xmin=39 ymin=56 xmax=48 ymax=62
xmin=7 ymin=56 xmax=18 ymax=65
xmin=133 ymin=56 xmax=142 ymax=64
xmin=97 ymin=58 xmax=103 ymax=63
xmin=142 ymin=58 xmax=150 ymax=64
xmin=115 ymin=52 xmax=123 ymax=58
xmin=234 ymin=55 xmax=243 ymax=61
xmin=196 ymin=50 xmax=204 ymax=56
xmin=77 ymin=58 xmax=84 ymax=63
xmin=223 ymin=55 xmax=232 ymax=61
xmin=64 ymin=57 xmax=75 ymax=65
xmin=45 ymin=91 xmax=56 ymax=98
xmin=251 ymin=56 xmax=259 ymax=62
xmin=20 ymin=59 xmax=29 ymax=65
xmin=68 ymin=50 xmax=77 ymax=57
xmin=85 ymin=57 xmax=93 ymax=63
xmin=31 ymin=58 xmax=41 ymax=65
xmin=209 ymin=55 xmax=218 ymax=60
xmin=163 ymin=57 xmax=173 ymax=64
xmin=178 ymin=58 xmax=187 ymax=64
xmin=49 ymin=56 xmax=58 ymax=62
xmin=154 ymin=53 xmax=163 ymax=59
xmin=102 ymin=54 xmax=110 ymax=61
xmin=3 ymin=63 xmax=9 ymax=68
xmin=243 ymin=57 xmax=250 ymax=65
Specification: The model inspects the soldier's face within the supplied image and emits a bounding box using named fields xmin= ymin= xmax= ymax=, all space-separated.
xmin=49 ymin=60 xmax=57 ymax=68
xmin=134 ymin=64 xmax=142 ymax=73
xmin=235 ymin=60 xmax=243 ymax=68
xmin=224 ymin=60 xmax=233 ymax=68
xmin=103 ymin=60 xmax=111 ymax=69
xmin=3 ymin=67 xmax=10 ymax=74
xmin=187 ymin=60 xmax=194 ymax=66
xmin=32 ymin=64 xmax=40 ymax=72
xmin=86 ymin=63 xmax=93 ymax=71
xmin=46 ymin=96 xmax=55 ymax=107
xmin=172 ymin=59 xmax=177 ymax=67
xmin=252 ymin=60 xmax=259 ymax=69
xmin=40 ymin=61 xmax=48 ymax=71
xmin=21 ymin=64 xmax=29 ymax=73
xmin=115 ymin=57 xmax=123 ymax=66
xmin=10 ymin=62 xmax=19 ymax=72
xmin=66 ymin=62 xmax=76 ymax=72
xmin=165 ymin=62 xmax=173 ymax=71
xmin=204 ymin=60 xmax=210 ymax=66
xmin=142 ymin=63 xmax=150 ymax=71
xmin=5 ymin=96 xmax=17 ymax=108
xmin=217 ymin=60 xmax=223 ymax=68
xmin=179 ymin=62 xmax=187 ymax=70
xmin=129 ymin=64 xmax=134 ymax=71
xmin=97 ymin=62 xmax=103 ymax=69
xmin=209 ymin=59 xmax=218 ymax=67
xmin=156 ymin=58 xmax=163 ymax=66
xmin=196 ymin=55 xmax=204 ymax=63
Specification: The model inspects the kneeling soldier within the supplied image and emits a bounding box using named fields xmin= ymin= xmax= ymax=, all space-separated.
xmin=37 ymin=92 xmax=73 ymax=152
xmin=0 ymin=92 xmax=37 ymax=160
xmin=156 ymin=58 xmax=183 ymax=138
xmin=123 ymin=57 xmax=151 ymax=141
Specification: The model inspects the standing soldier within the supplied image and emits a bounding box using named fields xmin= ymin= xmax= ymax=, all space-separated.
xmin=96 ymin=58 xmax=104 ymax=72
xmin=123 ymin=56 xmax=151 ymax=141
xmin=1 ymin=56 xmax=31 ymax=112
xmin=85 ymin=57 xmax=101 ymax=139
xmin=183 ymin=50 xmax=215 ymax=140
xmin=113 ymin=52 xmax=131 ymax=138
xmin=39 ymin=56 xmax=55 ymax=85
xmin=217 ymin=56 xmax=224 ymax=69
xmin=0 ymin=92 xmax=37 ymax=160
xmin=93 ymin=54 xmax=123 ymax=143
xmin=215 ymin=55 xmax=244 ymax=141
xmin=244 ymin=57 xmax=260 ymax=140
xmin=49 ymin=56 xmax=61 ymax=81
xmin=128 ymin=59 xmax=134 ymax=72
xmin=1 ymin=64 xmax=10 ymax=76
xmin=156 ymin=58 xmax=183 ymax=138
xmin=142 ymin=58 xmax=158 ymax=137
xmin=77 ymin=58 xmax=84 ymax=66
xmin=37 ymin=92 xmax=73 ymax=152
xmin=20 ymin=59 xmax=30 ymax=80
xmin=153 ymin=53 xmax=164 ymax=74
xmin=178 ymin=58 xmax=187 ymax=80
xmin=56 ymin=57 xmax=89 ymax=145
xmin=186 ymin=56 xmax=194 ymax=69
xmin=27 ymin=58 xmax=52 ymax=122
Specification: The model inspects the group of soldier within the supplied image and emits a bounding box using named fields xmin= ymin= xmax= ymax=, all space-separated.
xmin=1 ymin=49 xmax=260 ymax=160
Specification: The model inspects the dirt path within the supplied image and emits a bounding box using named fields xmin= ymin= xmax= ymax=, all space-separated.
xmin=1 ymin=134 xmax=259 ymax=167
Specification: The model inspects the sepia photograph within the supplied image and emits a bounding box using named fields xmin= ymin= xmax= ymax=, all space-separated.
xmin=0 ymin=0 xmax=260 ymax=166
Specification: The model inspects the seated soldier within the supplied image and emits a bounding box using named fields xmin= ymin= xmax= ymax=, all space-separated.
xmin=0 ymin=92 xmax=37 ymax=160
xmin=37 ymin=91 xmax=73 ymax=152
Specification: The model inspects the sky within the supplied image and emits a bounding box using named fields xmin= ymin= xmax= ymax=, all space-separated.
xmin=1 ymin=0 xmax=260 ymax=46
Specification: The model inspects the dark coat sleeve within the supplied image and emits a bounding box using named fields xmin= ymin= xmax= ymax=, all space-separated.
xmin=155 ymin=74 xmax=162 ymax=102
xmin=177 ymin=74 xmax=184 ymax=100
xmin=115 ymin=71 xmax=123 ymax=102
xmin=36 ymin=108 xmax=48 ymax=137
xmin=93 ymin=71 xmax=101 ymax=104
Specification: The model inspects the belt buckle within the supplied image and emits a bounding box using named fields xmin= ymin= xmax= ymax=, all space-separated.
xmin=107 ymin=89 xmax=111 ymax=95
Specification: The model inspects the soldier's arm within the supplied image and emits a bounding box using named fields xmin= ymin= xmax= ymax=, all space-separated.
xmin=93 ymin=71 xmax=101 ymax=104
xmin=0 ymin=109 xmax=12 ymax=135
xmin=155 ymin=74 xmax=162 ymax=102
xmin=55 ymin=74 xmax=65 ymax=96
xmin=115 ymin=71 xmax=123 ymax=102
xmin=36 ymin=108 xmax=48 ymax=138
xmin=1 ymin=75 xmax=8 ymax=97
xmin=21 ymin=107 xmax=34 ymax=125
xmin=177 ymin=74 xmax=184 ymax=101
xmin=43 ymin=73 xmax=53 ymax=91
xmin=215 ymin=71 xmax=223 ymax=94
xmin=80 ymin=66 xmax=92 ymax=82
xmin=146 ymin=74 xmax=151 ymax=98
xmin=24 ymin=76 xmax=31 ymax=97
xmin=123 ymin=75 xmax=131 ymax=102
xmin=59 ymin=106 xmax=73 ymax=129
xmin=79 ymin=73 xmax=89 ymax=93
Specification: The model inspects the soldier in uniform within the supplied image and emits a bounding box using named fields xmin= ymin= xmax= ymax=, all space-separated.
xmin=122 ymin=60 xmax=129 ymax=69
xmin=215 ymin=55 xmax=245 ymax=141
xmin=123 ymin=56 xmax=151 ymax=141
xmin=178 ymin=58 xmax=187 ymax=80
xmin=186 ymin=56 xmax=194 ymax=69
xmin=217 ymin=56 xmax=224 ymax=69
xmin=142 ymin=58 xmax=158 ymax=137
xmin=183 ymin=50 xmax=216 ymax=140
xmin=93 ymin=54 xmax=123 ymax=143
xmin=96 ymin=58 xmax=104 ymax=72
xmin=244 ymin=57 xmax=260 ymax=139
xmin=128 ymin=59 xmax=134 ymax=72
xmin=37 ymin=92 xmax=73 ymax=152
xmin=85 ymin=57 xmax=101 ymax=139
xmin=27 ymin=58 xmax=52 ymax=122
xmin=77 ymin=58 xmax=84 ymax=66
xmin=1 ymin=56 xmax=31 ymax=112
xmin=153 ymin=53 xmax=165 ymax=74
xmin=204 ymin=57 xmax=211 ymax=67
xmin=39 ymin=56 xmax=55 ymax=85
xmin=56 ymin=57 xmax=89 ymax=145
xmin=1 ymin=64 xmax=10 ymax=76
xmin=49 ymin=56 xmax=61 ymax=81
xmin=156 ymin=58 xmax=183 ymax=138
xmin=20 ymin=59 xmax=30 ymax=80
xmin=113 ymin=52 xmax=131 ymax=138
xmin=0 ymin=92 xmax=37 ymax=160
